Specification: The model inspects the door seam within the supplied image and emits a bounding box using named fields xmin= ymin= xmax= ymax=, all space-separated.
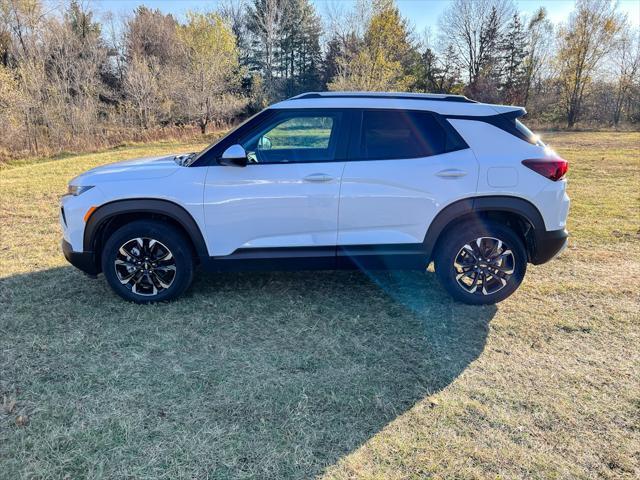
xmin=335 ymin=161 xmax=348 ymax=253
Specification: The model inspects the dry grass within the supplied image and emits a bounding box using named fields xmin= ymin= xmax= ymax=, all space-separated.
xmin=0 ymin=125 xmax=231 ymax=166
xmin=0 ymin=132 xmax=638 ymax=479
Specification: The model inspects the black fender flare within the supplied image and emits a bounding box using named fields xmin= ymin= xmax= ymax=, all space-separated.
xmin=423 ymin=195 xmax=546 ymax=258
xmin=83 ymin=198 xmax=209 ymax=258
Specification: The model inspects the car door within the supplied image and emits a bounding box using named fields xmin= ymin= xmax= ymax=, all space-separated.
xmin=338 ymin=109 xmax=478 ymax=248
xmin=203 ymin=109 xmax=349 ymax=257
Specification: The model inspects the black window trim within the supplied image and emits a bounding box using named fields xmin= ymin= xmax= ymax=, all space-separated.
xmin=351 ymin=108 xmax=470 ymax=161
xmin=192 ymin=107 xmax=471 ymax=167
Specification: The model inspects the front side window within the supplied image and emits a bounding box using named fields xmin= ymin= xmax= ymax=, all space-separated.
xmin=360 ymin=110 xmax=451 ymax=160
xmin=241 ymin=112 xmax=342 ymax=164
xmin=189 ymin=109 xmax=269 ymax=166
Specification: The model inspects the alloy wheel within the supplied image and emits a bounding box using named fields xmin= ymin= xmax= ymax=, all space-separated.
xmin=114 ymin=237 xmax=176 ymax=296
xmin=453 ymin=236 xmax=515 ymax=295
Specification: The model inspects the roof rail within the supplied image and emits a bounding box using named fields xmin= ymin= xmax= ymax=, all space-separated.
xmin=288 ymin=91 xmax=477 ymax=104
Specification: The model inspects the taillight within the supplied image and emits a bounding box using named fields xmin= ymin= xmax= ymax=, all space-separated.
xmin=522 ymin=158 xmax=568 ymax=181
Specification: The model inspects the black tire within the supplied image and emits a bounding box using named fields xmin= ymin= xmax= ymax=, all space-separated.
xmin=101 ymin=220 xmax=194 ymax=304
xmin=434 ymin=221 xmax=527 ymax=305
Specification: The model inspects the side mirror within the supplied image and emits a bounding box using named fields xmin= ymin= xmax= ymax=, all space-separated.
xmin=219 ymin=144 xmax=247 ymax=167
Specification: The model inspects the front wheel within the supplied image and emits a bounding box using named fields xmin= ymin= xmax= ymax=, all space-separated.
xmin=101 ymin=220 xmax=194 ymax=303
xmin=434 ymin=221 xmax=527 ymax=305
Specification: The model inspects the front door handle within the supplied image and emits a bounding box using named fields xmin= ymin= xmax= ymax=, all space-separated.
xmin=436 ymin=169 xmax=467 ymax=178
xmin=303 ymin=173 xmax=334 ymax=183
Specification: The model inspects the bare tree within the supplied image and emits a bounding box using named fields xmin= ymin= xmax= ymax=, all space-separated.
xmin=0 ymin=64 xmax=26 ymax=156
xmin=218 ymin=0 xmax=250 ymax=65
xmin=556 ymin=0 xmax=622 ymax=127
xmin=123 ymin=55 xmax=164 ymax=129
xmin=610 ymin=26 xmax=640 ymax=126
xmin=439 ymin=0 xmax=513 ymax=91
xmin=103 ymin=11 xmax=126 ymax=84
xmin=44 ymin=1 xmax=106 ymax=142
xmin=119 ymin=6 xmax=186 ymax=128
xmin=324 ymin=0 xmax=373 ymax=46
xmin=522 ymin=7 xmax=554 ymax=107
xmin=1 ymin=0 xmax=43 ymax=58
xmin=246 ymin=0 xmax=281 ymax=96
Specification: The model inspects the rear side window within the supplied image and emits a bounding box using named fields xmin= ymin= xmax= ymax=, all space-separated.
xmin=359 ymin=110 xmax=465 ymax=160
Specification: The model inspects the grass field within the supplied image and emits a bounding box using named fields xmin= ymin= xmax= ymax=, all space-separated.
xmin=1 ymin=132 xmax=638 ymax=479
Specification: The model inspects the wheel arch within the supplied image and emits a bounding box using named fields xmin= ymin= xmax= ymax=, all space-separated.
xmin=424 ymin=196 xmax=546 ymax=262
xmin=84 ymin=199 xmax=209 ymax=271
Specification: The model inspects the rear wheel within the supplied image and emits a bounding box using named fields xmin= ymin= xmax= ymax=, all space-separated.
xmin=101 ymin=220 xmax=194 ymax=303
xmin=434 ymin=221 xmax=527 ymax=305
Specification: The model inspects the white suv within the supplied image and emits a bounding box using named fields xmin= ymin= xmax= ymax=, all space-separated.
xmin=60 ymin=92 xmax=569 ymax=304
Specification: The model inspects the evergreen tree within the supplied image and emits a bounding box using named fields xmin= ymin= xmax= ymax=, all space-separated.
xmin=499 ymin=13 xmax=528 ymax=104
xmin=412 ymin=47 xmax=440 ymax=92
xmin=438 ymin=44 xmax=464 ymax=93
xmin=278 ymin=0 xmax=322 ymax=95
xmin=246 ymin=0 xmax=322 ymax=100
xmin=411 ymin=45 xmax=464 ymax=94
xmin=469 ymin=6 xmax=502 ymax=100
xmin=66 ymin=0 xmax=101 ymax=40
xmin=322 ymin=37 xmax=341 ymax=88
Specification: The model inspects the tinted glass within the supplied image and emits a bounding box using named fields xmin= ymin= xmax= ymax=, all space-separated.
xmin=516 ymin=119 xmax=545 ymax=146
xmin=242 ymin=113 xmax=342 ymax=163
xmin=360 ymin=110 xmax=447 ymax=160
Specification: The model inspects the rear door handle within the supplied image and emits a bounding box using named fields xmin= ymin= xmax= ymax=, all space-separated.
xmin=436 ymin=169 xmax=467 ymax=178
xmin=303 ymin=173 xmax=334 ymax=183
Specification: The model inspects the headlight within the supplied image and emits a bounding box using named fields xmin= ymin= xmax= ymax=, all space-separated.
xmin=67 ymin=185 xmax=95 ymax=196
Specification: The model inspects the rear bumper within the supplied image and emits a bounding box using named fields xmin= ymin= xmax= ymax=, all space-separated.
xmin=531 ymin=228 xmax=568 ymax=265
xmin=61 ymin=239 xmax=99 ymax=276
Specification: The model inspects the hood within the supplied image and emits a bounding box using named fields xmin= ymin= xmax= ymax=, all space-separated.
xmin=71 ymin=154 xmax=183 ymax=185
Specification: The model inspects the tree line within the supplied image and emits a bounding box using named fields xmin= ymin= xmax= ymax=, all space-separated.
xmin=0 ymin=0 xmax=638 ymax=161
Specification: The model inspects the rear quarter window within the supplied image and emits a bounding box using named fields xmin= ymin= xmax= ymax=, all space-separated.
xmin=516 ymin=119 xmax=545 ymax=146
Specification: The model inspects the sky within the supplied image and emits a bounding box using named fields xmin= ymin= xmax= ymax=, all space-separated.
xmin=90 ymin=0 xmax=640 ymax=32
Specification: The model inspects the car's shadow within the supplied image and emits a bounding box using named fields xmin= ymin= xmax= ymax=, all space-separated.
xmin=0 ymin=266 xmax=495 ymax=478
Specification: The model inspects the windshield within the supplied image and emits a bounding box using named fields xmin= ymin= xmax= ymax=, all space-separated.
xmin=185 ymin=109 xmax=267 ymax=166
xmin=515 ymin=119 xmax=545 ymax=147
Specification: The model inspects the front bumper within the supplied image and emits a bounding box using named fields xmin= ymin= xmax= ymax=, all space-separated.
xmin=531 ymin=228 xmax=568 ymax=265
xmin=61 ymin=239 xmax=99 ymax=276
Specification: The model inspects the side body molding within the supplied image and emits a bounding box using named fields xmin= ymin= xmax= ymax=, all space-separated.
xmin=83 ymin=199 xmax=209 ymax=258
xmin=423 ymin=195 xmax=546 ymax=258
